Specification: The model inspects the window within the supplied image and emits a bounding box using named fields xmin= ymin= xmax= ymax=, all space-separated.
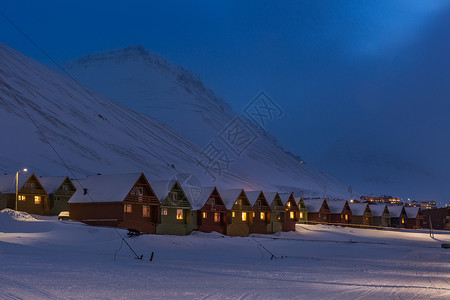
xmin=299 ymin=212 xmax=303 ymax=219
xmin=252 ymin=212 xmax=255 ymax=218
xmin=143 ymin=205 xmax=150 ymax=217
xmin=176 ymin=209 xmax=183 ymax=220
xmin=55 ymin=196 xmax=60 ymax=202
xmin=209 ymin=198 xmax=215 ymax=205
xmin=124 ymin=204 xmax=132 ymax=213
xmin=260 ymin=212 xmax=265 ymax=220
xmin=232 ymin=211 xmax=236 ymax=218
xmin=401 ymin=218 xmax=405 ymax=224
xmin=34 ymin=196 xmax=41 ymax=205
xmin=18 ymin=195 xmax=26 ymax=201
xmin=137 ymin=187 xmax=143 ymax=196
xmin=345 ymin=214 xmax=348 ymax=221
xmin=62 ymin=184 xmax=69 ymax=191
xmin=202 ymin=212 xmax=207 ymax=219
xmin=290 ymin=211 xmax=294 ymax=219
xmin=162 ymin=208 xmax=168 ymax=215
xmin=214 ymin=213 xmax=220 ymax=222
xmin=171 ymin=193 xmax=177 ymax=201
xmin=287 ymin=202 xmax=291 ymax=207
xmin=242 ymin=212 xmax=247 ymax=221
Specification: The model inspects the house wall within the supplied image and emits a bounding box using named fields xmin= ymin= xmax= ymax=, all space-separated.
xmin=69 ymin=202 xmax=123 ymax=227
xmin=406 ymin=216 xmax=423 ymax=229
xmin=227 ymin=209 xmax=253 ymax=237
xmin=390 ymin=216 xmax=407 ymax=228
xmin=0 ymin=195 xmax=7 ymax=210
xmin=156 ymin=208 xmax=197 ymax=235
xmin=250 ymin=196 xmax=271 ymax=234
xmin=268 ymin=202 xmax=285 ymax=234
xmin=50 ymin=179 xmax=76 ymax=215
xmin=198 ymin=210 xmax=227 ymax=234
xmin=7 ymin=193 xmax=50 ymax=215
xmin=422 ymin=208 xmax=450 ymax=230
xmin=121 ymin=201 xmax=159 ymax=234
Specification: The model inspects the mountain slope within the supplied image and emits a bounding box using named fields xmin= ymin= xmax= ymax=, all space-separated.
xmin=0 ymin=43 xmax=352 ymax=198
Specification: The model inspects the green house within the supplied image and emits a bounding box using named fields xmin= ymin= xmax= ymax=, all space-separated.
xmin=39 ymin=176 xmax=77 ymax=215
xmin=151 ymin=180 xmax=197 ymax=235
xmin=295 ymin=196 xmax=308 ymax=223
xmin=263 ymin=192 xmax=285 ymax=233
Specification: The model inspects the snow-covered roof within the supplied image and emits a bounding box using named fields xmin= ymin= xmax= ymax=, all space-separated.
xmin=387 ymin=206 xmax=405 ymax=218
xmin=0 ymin=173 xmax=32 ymax=194
xmin=278 ymin=193 xmax=294 ymax=206
xmin=327 ymin=200 xmax=348 ymax=214
xmin=245 ymin=191 xmax=264 ymax=206
xmin=263 ymin=191 xmax=278 ymax=204
xmin=349 ymin=203 xmax=369 ymax=216
xmin=404 ymin=207 xmax=420 ymax=218
xmin=181 ymin=185 xmax=216 ymax=210
xmin=219 ymin=188 xmax=244 ymax=210
xmin=369 ymin=204 xmax=388 ymax=217
xmin=68 ymin=173 xmax=143 ymax=203
xmin=38 ymin=176 xmax=68 ymax=194
xmin=304 ymin=199 xmax=325 ymax=213
xmin=149 ymin=180 xmax=177 ymax=202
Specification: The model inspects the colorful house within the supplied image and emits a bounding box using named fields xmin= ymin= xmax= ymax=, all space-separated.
xmin=279 ymin=193 xmax=299 ymax=231
xmin=295 ymin=196 xmax=308 ymax=223
xmin=369 ymin=204 xmax=391 ymax=227
xmin=264 ymin=192 xmax=285 ymax=233
xmin=69 ymin=173 xmax=160 ymax=234
xmin=150 ymin=180 xmax=196 ymax=235
xmin=304 ymin=199 xmax=331 ymax=224
xmin=349 ymin=203 xmax=372 ymax=226
xmin=219 ymin=189 xmax=253 ymax=237
xmin=404 ymin=207 xmax=423 ymax=229
xmin=187 ymin=186 xmax=228 ymax=234
xmin=0 ymin=173 xmax=49 ymax=215
xmin=387 ymin=206 xmax=408 ymax=228
xmin=39 ymin=176 xmax=77 ymax=215
xmin=328 ymin=200 xmax=352 ymax=224
xmin=246 ymin=191 xmax=271 ymax=234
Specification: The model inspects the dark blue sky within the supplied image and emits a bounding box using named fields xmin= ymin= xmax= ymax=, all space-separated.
xmin=2 ymin=1 xmax=450 ymax=203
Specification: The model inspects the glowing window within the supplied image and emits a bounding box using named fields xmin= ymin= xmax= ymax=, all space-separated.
xmin=124 ymin=204 xmax=132 ymax=213
xmin=299 ymin=212 xmax=303 ymax=219
xmin=18 ymin=195 xmax=26 ymax=201
xmin=176 ymin=209 xmax=183 ymax=220
xmin=401 ymin=218 xmax=405 ymax=224
xmin=242 ymin=212 xmax=247 ymax=221
xmin=345 ymin=214 xmax=348 ymax=221
xmin=232 ymin=211 xmax=235 ymax=218
xmin=287 ymin=202 xmax=291 ymax=207
xmin=253 ymin=212 xmax=255 ymax=218
xmin=260 ymin=212 xmax=265 ymax=220
xmin=34 ymin=196 xmax=41 ymax=205
xmin=290 ymin=211 xmax=294 ymax=219
xmin=143 ymin=205 xmax=150 ymax=217
xmin=214 ymin=213 xmax=220 ymax=222
xmin=202 ymin=212 xmax=207 ymax=219
xmin=162 ymin=208 xmax=168 ymax=215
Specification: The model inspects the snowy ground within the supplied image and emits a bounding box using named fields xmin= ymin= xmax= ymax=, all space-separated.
xmin=0 ymin=209 xmax=449 ymax=299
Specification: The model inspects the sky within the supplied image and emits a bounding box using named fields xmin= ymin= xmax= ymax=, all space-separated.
xmin=1 ymin=1 xmax=450 ymax=204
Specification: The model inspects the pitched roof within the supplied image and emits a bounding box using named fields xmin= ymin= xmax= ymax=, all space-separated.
xmin=68 ymin=173 xmax=143 ymax=203
xmin=404 ymin=206 xmax=420 ymax=218
xmin=349 ymin=203 xmax=369 ymax=216
xmin=369 ymin=204 xmax=388 ymax=217
xmin=278 ymin=193 xmax=294 ymax=206
xmin=304 ymin=199 xmax=325 ymax=213
xmin=181 ymin=185 xmax=216 ymax=210
xmin=0 ymin=173 xmax=32 ymax=194
xmin=219 ymin=188 xmax=244 ymax=210
xmin=245 ymin=191 xmax=264 ymax=206
xmin=38 ymin=176 xmax=68 ymax=194
xmin=387 ymin=205 xmax=405 ymax=218
xmin=149 ymin=180 xmax=177 ymax=202
xmin=327 ymin=200 xmax=348 ymax=214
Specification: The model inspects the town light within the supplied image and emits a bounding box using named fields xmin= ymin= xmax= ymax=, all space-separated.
xmin=15 ymin=168 xmax=28 ymax=211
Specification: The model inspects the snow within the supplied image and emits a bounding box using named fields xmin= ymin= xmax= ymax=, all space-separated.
xmin=278 ymin=193 xmax=292 ymax=206
xmin=349 ymin=203 xmax=369 ymax=216
xmin=245 ymin=190 xmax=264 ymax=206
xmin=388 ymin=205 xmax=405 ymax=218
xmin=369 ymin=204 xmax=388 ymax=217
xmin=304 ymin=199 xmax=325 ymax=213
xmin=218 ymin=189 xmax=244 ymax=209
xmin=327 ymin=200 xmax=348 ymax=214
xmin=405 ymin=206 xmax=420 ymax=218
xmin=38 ymin=176 xmax=68 ymax=194
xmin=149 ymin=180 xmax=177 ymax=202
xmin=182 ymin=186 xmax=215 ymax=210
xmin=0 ymin=209 xmax=449 ymax=299
xmin=0 ymin=173 xmax=31 ymax=194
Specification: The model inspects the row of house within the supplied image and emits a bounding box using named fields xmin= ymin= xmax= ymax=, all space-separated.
xmin=0 ymin=172 xmax=425 ymax=236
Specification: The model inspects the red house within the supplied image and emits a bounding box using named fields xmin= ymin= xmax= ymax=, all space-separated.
xmin=69 ymin=173 xmax=160 ymax=234
xmin=404 ymin=207 xmax=423 ymax=229
xmin=246 ymin=191 xmax=271 ymax=234
xmin=279 ymin=193 xmax=299 ymax=231
xmin=327 ymin=200 xmax=352 ymax=224
xmin=304 ymin=199 xmax=331 ymax=224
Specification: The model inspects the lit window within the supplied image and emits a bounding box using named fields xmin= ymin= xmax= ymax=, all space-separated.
xmin=290 ymin=211 xmax=294 ymax=219
xmin=277 ymin=215 xmax=281 ymax=220
xmin=214 ymin=213 xmax=220 ymax=222
xmin=345 ymin=214 xmax=348 ymax=221
xmin=143 ymin=205 xmax=150 ymax=217
xmin=401 ymin=218 xmax=405 ymax=224
xmin=202 ymin=212 xmax=207 ymax=219
xmin=34 ymin=196 xmax=41 ymax=205
xmin=299 ymin=212 xmax=303 ymax=219
xmin=253 ymin=212 xmax=255 ymax=218
xmin=242 ymin=212 xmax=247 ymax=221
xmin=124 ymin=204 xmax=132 ymax=213
xmin=18 ymin=195 xmax=26 ymax=201
xmin=232 ymin=211 xmax=235 ymax=218
xmin=162 ymin=208 xmax=168 ymax=215
xmin=260 ymin=212 xmax=265 ymax=220
xmin=176 ymin=209 xmax=183 ymax=220
xmin=287 ymin=202 xmax=291 ymax=207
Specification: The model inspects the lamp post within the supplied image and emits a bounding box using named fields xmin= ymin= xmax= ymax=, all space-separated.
xmin=15 ymin=168 xmax=27 ymax=211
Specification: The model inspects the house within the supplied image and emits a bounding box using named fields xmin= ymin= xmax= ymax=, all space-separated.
xmin=279 ymin=193 xmax=299 ymax=231
xmin=387 ymin=206 xmax=408 ymax=228
xmin=264 ymin=192 xmax=285 ymax=233
xmin=422 ymin=207 xmax=450 ymax=230
xmin=404 ymin=206 xmax=423 ymax=229
xmin=246 ymin=191 xmax=271 ymax=234
xmin=295 ymin=196 xmax=308 ymax=223
xmin=150 ymin=180 xmax=196 ymax=235
xmin=369 ymin=204 xmax=391 ymax=227
xmin=304 ymin=199 xmax=331 ymax=224
xmin=39 ymin=176 xmax=77 ymax=215
xmin=327 ymin=200 xmax=352 ymax=224
xmin=69 ymin=173 xmax=160 ymax=234
xmin=219 ymin=189 xmax=253 ymax=237
xmin=349 ymin=203 xmax=372 ymax=226
xmin=0 ymin=173 xmax=49 ymax=215
xmin=186 ymin=186 xmax=227 ymax=234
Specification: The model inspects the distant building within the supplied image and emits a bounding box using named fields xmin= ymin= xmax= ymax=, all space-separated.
xmin=404 ymin=200 xmax=436 ymax=210
xmin=360 ymin=195 xmax=403 ymax=205
xmin=422 ymin=207 xmax=450 ymax=230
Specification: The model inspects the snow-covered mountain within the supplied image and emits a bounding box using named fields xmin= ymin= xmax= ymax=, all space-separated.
xmin=0 ymin=43 xmax=352 ymax=198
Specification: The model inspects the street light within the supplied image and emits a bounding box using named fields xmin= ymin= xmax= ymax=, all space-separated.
xmin=15 ymin=168 xmax=27 ymax=211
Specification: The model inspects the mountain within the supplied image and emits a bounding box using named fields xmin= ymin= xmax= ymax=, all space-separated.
xmin=0 ymin=43 xmax=352 ymax=198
